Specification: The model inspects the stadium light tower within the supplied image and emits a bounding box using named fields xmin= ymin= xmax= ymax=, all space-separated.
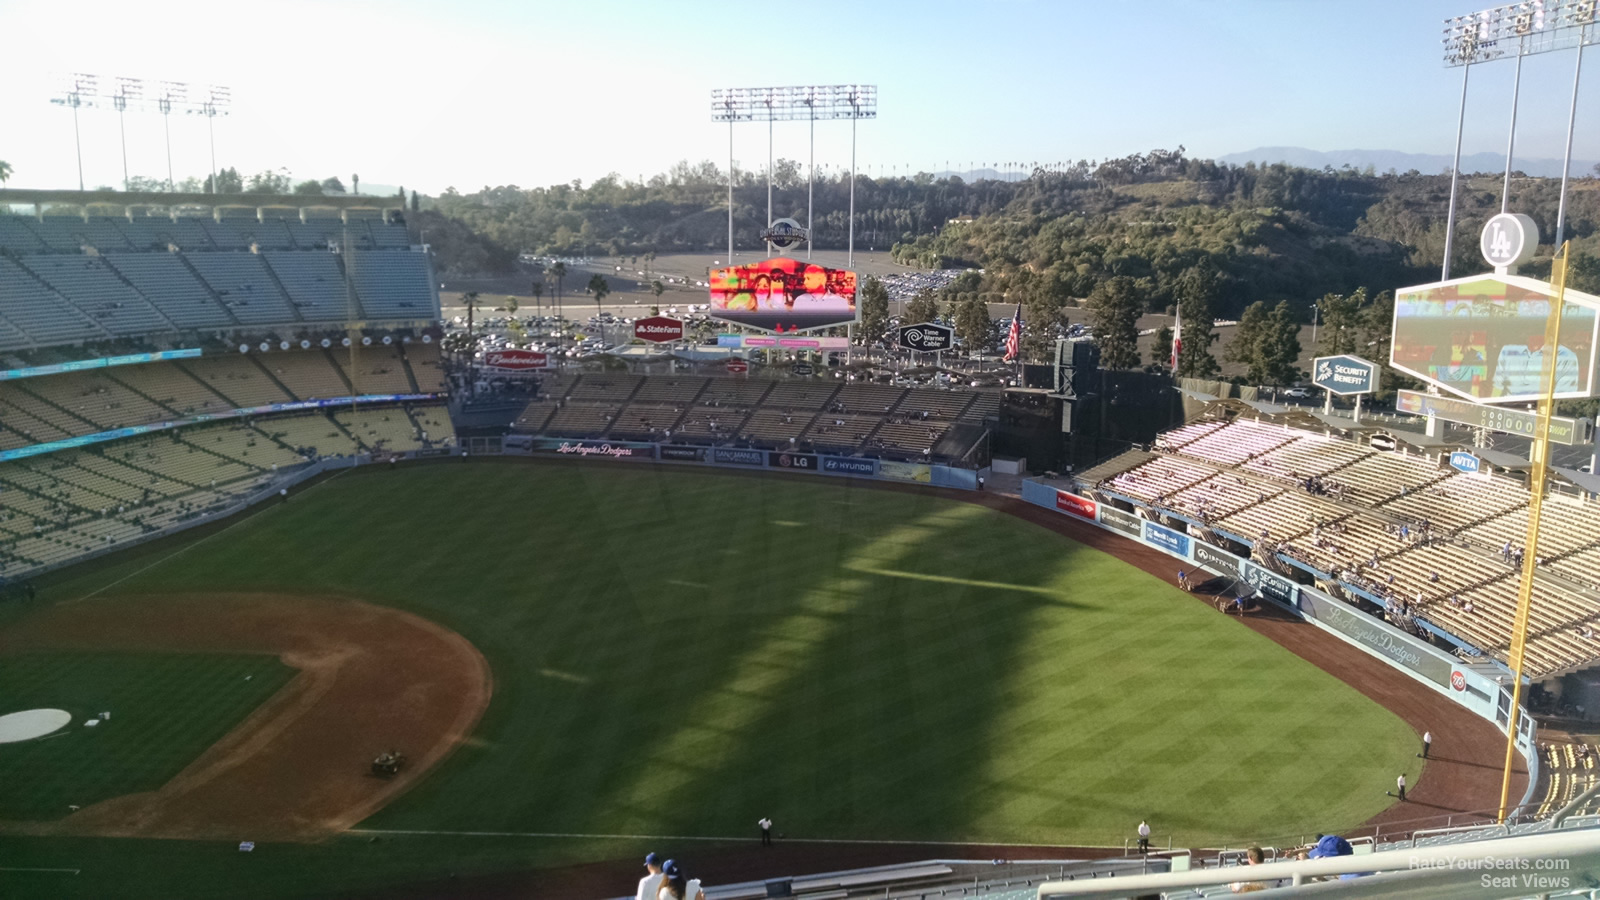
xmin=711 ymin=85 xmax=877 ymax=265
xmin=198 ymin=85 xmax=231 ymax=195
xmin=113 ymin=77 xmax=143 ymax=192
xmin=49 ymin=74 xmax=98 ymax=191
xmin=1440 ymin=1 xmax=1599 ymax=277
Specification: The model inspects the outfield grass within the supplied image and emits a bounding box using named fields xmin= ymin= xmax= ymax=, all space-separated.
xmin=3 ymin=461 xmax=1422 ymax=898
xmin=0 ymin=652 xmax=295 ymax=820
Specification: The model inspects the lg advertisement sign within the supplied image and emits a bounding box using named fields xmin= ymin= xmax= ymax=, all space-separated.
xmin=482 ymin=349 xmax=552 ymax=371
xmin=634 ymin=316 xmax=685 ymax=344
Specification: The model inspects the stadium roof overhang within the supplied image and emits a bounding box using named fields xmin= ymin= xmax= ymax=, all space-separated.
xmin=1472 ymin=445 xmax=1534 ymax=472
xmin=1553 ymin=465 xmax=1600 ymax=494
xmin=0 ymin=187 xmax=402 ymax=213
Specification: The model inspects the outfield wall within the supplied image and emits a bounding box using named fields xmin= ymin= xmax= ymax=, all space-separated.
xmin=1020 ymin=478 xmax=1541 ymax=813
xmin=501 ymin=437 xmax=983 ymax=489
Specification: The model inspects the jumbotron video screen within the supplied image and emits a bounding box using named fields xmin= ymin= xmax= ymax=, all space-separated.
xmin=1390 ymin=276 xmax=1600 ymax=403
xmin=708 ymin=258 xmax=859 ymax=333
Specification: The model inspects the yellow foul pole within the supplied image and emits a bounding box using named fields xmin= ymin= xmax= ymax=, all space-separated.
xmin=1498 ymin=241 xmax=1570 ymax=822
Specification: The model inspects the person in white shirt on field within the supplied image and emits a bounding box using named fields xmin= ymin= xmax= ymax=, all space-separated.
xmin=636 ymin=852 xmax=664 ymax=900
xmin=759 ymin=816 xmax=773 ymax=846
xmin=1137 ymin=820 xmax=1151 ymax=853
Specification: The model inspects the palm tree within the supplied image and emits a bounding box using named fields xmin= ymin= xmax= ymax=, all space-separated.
xmin=587 ymin=273 xmax=610 ymax=318
xmin=462 ymin=291 xmax=481 ymax=338
xmin=549 ymin=261 xmax=567 ymax=335
xmin=0 ymin=160 xmax=11 ymax=184
xmin=531 ymin=282 xmax=544 ymax=321
xmin=651 ymin=280 xmax=665 ymax=300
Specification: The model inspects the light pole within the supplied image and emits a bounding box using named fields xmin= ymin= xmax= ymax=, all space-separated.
xmin=712 ymin=84 xmax=876 ymax=261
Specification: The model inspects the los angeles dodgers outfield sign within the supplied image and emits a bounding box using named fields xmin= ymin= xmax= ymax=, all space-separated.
xmin=1311 ymin=354 xmax=1377 ymax=396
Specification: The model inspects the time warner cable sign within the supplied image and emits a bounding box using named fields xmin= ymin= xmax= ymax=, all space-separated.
xmin=1311 ymin=354 xmax=1378 ymax=396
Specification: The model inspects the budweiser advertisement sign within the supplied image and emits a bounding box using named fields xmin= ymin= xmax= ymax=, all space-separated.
xmin=482 ymin=349 xmax=552 ymax=371
xmin=634 ymin=316 xmax=685 ymax=343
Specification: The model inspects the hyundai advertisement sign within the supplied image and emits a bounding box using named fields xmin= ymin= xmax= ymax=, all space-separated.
xmin=1311 ymin=354 xmax=1378 ymax=396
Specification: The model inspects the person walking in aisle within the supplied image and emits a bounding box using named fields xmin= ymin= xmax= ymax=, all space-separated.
xmin=1137 ymin=820 xmax=1151 ymax=853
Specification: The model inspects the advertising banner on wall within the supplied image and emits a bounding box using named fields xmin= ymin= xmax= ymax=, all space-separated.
xmin=1299 ymin=591 xmax=1454 ymax=686
xmin=1099 ymin=506 xmax=1141 ymax=536
xmin=1142 ymin=521 xmax=1192 ymax=559
xmin=529 ymin=438 xmax=655 ymax=459
xmin=712 ymin=447 xmax=766 ymax=467
xmin=1240 ymin=559 xmax=1300 ymax=606
xmin=878 ymin=461 xmax=933 ymax=483
xmin=483 ymin=349 xmax=553 ymax=371
xmin=1054 ymin=491 xmax=1097 ymax=520
xmin=768 ymin=451 xmax=818 ymax=471
xmin=658 ymin=445 xmax=708 ymax=462
xmin=1192 ymin=541 xmax=1244 ymax=578
xmin=822 ymin=456 xmax=879 ymax=476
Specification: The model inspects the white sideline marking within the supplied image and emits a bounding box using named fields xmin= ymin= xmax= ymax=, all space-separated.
xmin=346 ymin=828 xmax=1119 ymax=849
xmin=62 ymin=468 xmax=351 ymax=606
xmin=0 ymin=867 xmax=81 ymax=874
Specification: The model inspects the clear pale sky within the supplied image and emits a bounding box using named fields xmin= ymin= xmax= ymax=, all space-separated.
xmin=0 ymin=0 xmax=1595 ymax=194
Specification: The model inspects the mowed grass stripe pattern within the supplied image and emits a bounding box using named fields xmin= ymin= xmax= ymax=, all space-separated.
xmin=40 ymin=462 xmax=1418 ymax=849
xmin=0 ymin=652 xmax=295 ymax=820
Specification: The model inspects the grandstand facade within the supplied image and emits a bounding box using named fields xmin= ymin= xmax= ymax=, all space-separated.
xmin=0 ymin=191 xmax=447 ymax=581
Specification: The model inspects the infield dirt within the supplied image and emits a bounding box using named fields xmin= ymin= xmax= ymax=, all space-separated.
xmin=0 ymin=593 xmax=491 ymax=841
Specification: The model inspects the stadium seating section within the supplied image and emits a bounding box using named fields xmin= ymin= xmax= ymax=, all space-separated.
xmin=0 ymin=402 xmax=454 ymax=579
xmin=1094 ymin=415 xmax=1600 ymax=681
xmin=512 ymin=374 xmax=1000 ymax=459
xmin=0 ymin=213 xmax=435 ymax=351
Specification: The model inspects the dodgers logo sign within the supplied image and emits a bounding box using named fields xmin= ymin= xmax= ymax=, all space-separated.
xmin=1311 ymin=355 xmax=1377 ymax=396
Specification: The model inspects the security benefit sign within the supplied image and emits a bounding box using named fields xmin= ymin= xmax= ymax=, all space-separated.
xmin=1240 ymin=559 xmax=1299 ymax=606
xmin=898 ymin=323 xmax=954 ymax=352
xmin=1311 ymin=355 xmax=1377 ymax=396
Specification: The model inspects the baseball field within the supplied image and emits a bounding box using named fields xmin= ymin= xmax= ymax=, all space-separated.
xmin=0 ymin=460 xmax=1423 ymax=899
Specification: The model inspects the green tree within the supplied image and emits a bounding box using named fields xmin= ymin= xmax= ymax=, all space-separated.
xmin=1175 ymin=259 xmax=1221 ymax=378
xmin=1567 ymin=251 xmax=1600 ymax=294
xmin=954 ymin=293 xmax=992 ymax=353
xmin=245 ymin=169 xmax=291 ymax=193
xmin=204 ymin=167 xmax=243 ymax=194
xmin=0 ymin=160 xmax=11 ymax=184
xmin=1314 ymin=287 xmax=1367 ymax=357
xmin=1262 ymin=300 xmax=1303 ymax=386
xmin=651 ymin=280 xmax=665 ymax=299
xmin=462 ymin=291 xmax=482 ymax=338
xmin=410 ymin=190 xmax=421 ymax=213
xmin=1227 ymin=301 xmax=1272 ymax=384
xmin=904 ymin=288 xmax=939 ymax=325
xmin=1086 ymin=275 xmax=1143 ymax=369
xmin=530 ymin=282 xmax=544 ymax=318
xmin=549 ymin=261 xmax=568 ymax=326
xmin=502 ymin=296 xmax=519 ymax=316
xmin=587 ymin=273 xmax=610 ymax=316
xmin=1153 ymin=325 xmax=1173 ymax=369
xmin=858 ymin=276 xmax=890 ymax=343
xmin=320 ymin=176 xmax=346 ymax=194
xmin=293 ymin=180 xmax=324 ymax=195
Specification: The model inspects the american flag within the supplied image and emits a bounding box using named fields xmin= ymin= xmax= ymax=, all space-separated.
xmin=1003 ymin=303 xmax=1022 ymax=362
xmin=1170 ymin=306 xmax=1182 ymax=370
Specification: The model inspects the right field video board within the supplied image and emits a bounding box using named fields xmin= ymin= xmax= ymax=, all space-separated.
xmin=1391 ymin=274 xmax=1600 ymax=404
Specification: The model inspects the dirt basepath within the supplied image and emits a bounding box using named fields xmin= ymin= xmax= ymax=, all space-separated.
xmin=0 ymin=593 xmax=491 ymax=840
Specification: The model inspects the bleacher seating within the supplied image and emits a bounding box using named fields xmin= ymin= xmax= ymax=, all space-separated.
xmin=185 ymin=252 xmax=298 ymax=325
xmin=0 ymin=403 xmax=453 ymax=580
xmin=330 ymin=344 xmax=415 ymax=395
xmin=22 ymin=255 xmax=172 ymax=335
xmin=101 ymin=252 xmax=236 ymax=329
xmin=260 ymin=351 xmax=351 ymax=400
xmin=1091 ymin=411 xmax=1600 ymax=680
xmin=0 ymin=257 xmax=107 ymax=345
xmin=262 ymin=251 xmax=351 ymax=321
xmin=349 ymin=251 xmax=435 ymax=319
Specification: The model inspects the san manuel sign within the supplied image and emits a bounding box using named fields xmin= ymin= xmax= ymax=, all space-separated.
xmin=1312 ymin=354 xmax=1377 ymax=396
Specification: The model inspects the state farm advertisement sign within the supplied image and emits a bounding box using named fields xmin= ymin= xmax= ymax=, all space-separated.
xmin=482 ymin=349 xmax=551 ymax=371
xmin=1055 ymin=491 xmax=1096 ymax=520
xmin=634 ymin=316 xmax=685 ymax=343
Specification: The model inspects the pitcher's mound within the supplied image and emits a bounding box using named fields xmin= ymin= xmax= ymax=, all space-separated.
xmin=0 ymin=709 xmax=72 ymax=743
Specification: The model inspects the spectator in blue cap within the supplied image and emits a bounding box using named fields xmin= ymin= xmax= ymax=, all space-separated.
xmin=657 ymin=860 xmax=705 ymax=900
xmin=1306 ymin=834 xmax=1369 ymax=880
xmin=636 ymin=852 xmax=664 ymax=900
